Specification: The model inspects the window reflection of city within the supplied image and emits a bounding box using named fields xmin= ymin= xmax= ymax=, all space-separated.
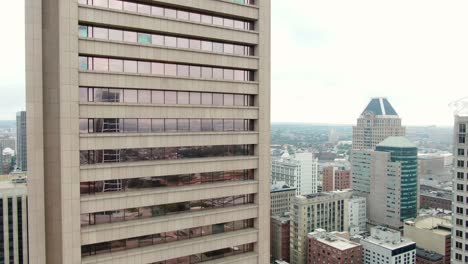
xmin=80 ymin=169 xmax=255 ymax=194
xmin=78 ymin=0 xmax=256 ymax=31
xmin=80 ymin=87 xmax=255 ymax=107
xmin=79 ymin=25 xmax=255 ymax=56
xmin=80 ymin=145 xmax=255 ymax=165
xmin=79 ymin=56 xmax=255 ymax=82
xmin=149 ymin=243 xmax=254 ymax=264
xmin=80 ymin=118 xmax=255 ymax=134
xmin=81 ymin=194 xmax=255 ymax=226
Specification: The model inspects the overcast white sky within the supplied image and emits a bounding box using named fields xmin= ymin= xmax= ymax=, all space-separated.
xmin=1 ymin=1 xmax=468 ymax=126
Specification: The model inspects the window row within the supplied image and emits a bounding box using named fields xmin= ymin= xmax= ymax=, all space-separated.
xmin=151 ymin=243 xmax=255 ymax=264
xmin=80 ymin=118 xmax=255 ymax=134
xmin=80 ymin=194 xmax=254 ymax=226
xmin=80 ymin=145 xmax=254 ymax=165
xmin=78 ymin=0 xmax=255 ymax=29
xmin=79 ymin=25 xmax=254 ymax=56
xmin=82 ymin=219 xmax=253 ymax=257
xmin=80 ymin=87 xmax=255 ymax=106
xmin=80 ymin=169 xmax=255 ymax=195
xmin=79 ymin=56 xmax=255 ymax=82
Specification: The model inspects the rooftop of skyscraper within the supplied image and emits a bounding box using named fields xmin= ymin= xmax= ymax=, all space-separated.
xmin=361 ymin=97 xmax=399 ymax=116
xmin=377 ymin=136 xmax=417 ymax=148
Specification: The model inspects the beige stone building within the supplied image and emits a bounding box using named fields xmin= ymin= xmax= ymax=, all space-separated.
xmin=0 ymin=178 xmax=28 ymax=263
xmin=25 ymin=0 xmax=270 ymax=263
xmin=352 ymin=97 xmax=405 ymax=150
xmin=290 ymin=190 xmax=352 ymax=264
xmin=270 ymin=184 xmax=296 ymax=216
xmin=404 ymin=215 xmax=452 ymax=264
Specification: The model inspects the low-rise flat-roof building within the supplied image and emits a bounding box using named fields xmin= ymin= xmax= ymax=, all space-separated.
xmin=420 ymin=190 xmax=451 ymax=211
xmin=404 ymin=215 xmax=452 ymax=264
xmin=308 ymin=229 xmax=362 ymax=264
xmin=416 ymin=248 xmax=444 ymax=264
xmin=361 ymin=226 xmax=416 ymax=264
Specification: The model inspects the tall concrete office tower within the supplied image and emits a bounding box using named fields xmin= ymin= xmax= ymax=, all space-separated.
xmin=352 ymin=137 xmax=418 ymax=230
xmin=352 ymin=97 xmax=405 ymax=150
xmin=452 ymin=114 xmax=468 ymax=263
xmin=26 ymin=1 xmax=270 ymax=263
xmin=16 ymin=111 xmax=27 ymax=171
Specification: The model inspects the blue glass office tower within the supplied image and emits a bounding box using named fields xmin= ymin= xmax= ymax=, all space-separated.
xmin=376 ymin=137 xmax=418 ymax=222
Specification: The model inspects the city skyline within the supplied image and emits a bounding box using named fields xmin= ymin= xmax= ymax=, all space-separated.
xmin=2 ymin=1 xmax=468 ymax=125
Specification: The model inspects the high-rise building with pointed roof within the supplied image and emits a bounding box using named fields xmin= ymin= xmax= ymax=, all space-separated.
xmin=352 ymin=97 xmax=406 ymax=150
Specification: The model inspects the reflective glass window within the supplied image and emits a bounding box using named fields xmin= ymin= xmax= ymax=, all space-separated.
xmin=213 ymin=17 xmax=223 ymax=26
xmin=138 ymin=90 xmax=151 ymax=103
xmin=137 ymin=4 xmax=151 ymax=14
xmin=234 ymin=94 xmax=244 ymax=106
xmin=124 ymin=119 xmax=138 ymax=133
xmin=224 ymin=119 xmax=234 ymax=131
xmin=234 ymin=20 xmax=245 ymax=30
xmin=151 ymin=34 xmax=164 ymax=46
xmin=177 ymin=11 xmax=189 ymax=20
xmin=108 ymin=0 xmax=122 ymax=10
xmin=201 ymin=93 xmax=212 ymax=105
xmin=151 ymin=62 xmax=164 ymax=75
xmin=123 ymin=2 xmax=137 ymax=12
xmin=201 ymin=41 xmax=212 ymax=52
xmin=213 ymin=119 xmax=223 ymax=131
xmin=151 ymin=119 xmax=164 ymax=132
xmin=151 ymin=6 xmax=164 ymax=16
xmin=138 ymin=61 xmax=151 ymax=74
xmin=234 ymin=45 xmax=245 ymax=56
xmin=201 ymin=15 xmax=212 ymax=24
xmin=189 ymin=66 xmax=201 ymax=78
xmin=177 ymin=65 xmax=189 ymax=77
xmin=109 ymin=59 xmax=123 ymax=72
xmin=80 ymin=88 xmax=88 ymax=102
xmin=189 ymin=13 xmax=201 ymax=22
xmin=151 ymin=90 xmax=164 ymax=104
xmin=123 ymin=60 xmax=137 ymax=73
xmin=189 ymin=39 xmax=201 ymax=50
xmin=213 ymin=68 xmax=223 ymax=79
xmin=224 ymin=44 xmax=234 ymax=54
xmin=201 ymin=67 xmax=212 ymax=79
xmin=224 ymin=69 xmax=234 ymax=80
xmin=93 ymin=0 xmax=107 ymax=7
xmin=165 ymin=91 xmax=177 ymax=104
xmin=201 ymin=120 xmax=213 ymax=131
xmin=224 ymin=19 xmax=234 ymax=27
xmin=213 ymin=93 xmax=223 ymax=105
xmin=189 ymin=92 xmax=201 ymax=105
xmin=178 ymin=92 xmax=189 ymax=104
xmin=165 ymin=119 xmax=177 ymax=132
xmin=213 ymin=43 xmax=223 ymax=53
xmin=234 ymin=70 xmax=245 ymax=81
xmin=234 ymin=120 xmax=244 ymax=131
xmin=190 ymin=119 xmax=201 ymax=132
xmin=109 ymin=29 xmax=123 ymax=41
xmin=123 ymin=31 xmax=137 ymax=42
xmin=165 ymin=36 xmax=177 ymax=47
xmin=138 ymin=119 xmax=151 ymax=133
xmin=93 ymin=27 xmax=108 ymax=39
xmin=138 ymin=33 xmax=152 ymax=44
xmin=165 ymin=64 xmax=177 ymax=76
xmin=177 ymin=38 xmax=189 ymax=49
xmin=178 ymin=119 xmax=190 ymax=132
xmin=164 ymin=8 xmax=177 ymax=18
xmin=124 ymin=90 xmax=138 ymax=103
xmin=93 ymin=58 xmax=109 ymax=71
xmin=79 ymin=25 xmax=88 ymax=38
xmin=80 ymin=119 xmax=89 ymax=133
